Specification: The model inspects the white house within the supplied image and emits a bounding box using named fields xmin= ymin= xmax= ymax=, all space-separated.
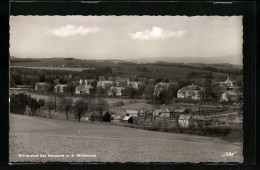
xmin=153 ymin=108 xmax=171 ymax=117
xmin=97 ymin=81 xmax=115 ymax=89
xmin=126 ymin=110 xmax=139 ymax=117
xmin=178 ymin=114 xmax=194 ymax=128
xmin=54 ymin=84 xmax=68 ymax=93
xmin=75 ymin=85 xmax=93 ymax=94
xmin=220 ymin=90 xmax=238 ymax=102
xmin=107 ymin=86 xmax=125 ymax=96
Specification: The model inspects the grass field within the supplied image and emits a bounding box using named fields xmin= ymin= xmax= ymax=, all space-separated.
xmin=9 ymin=114 xmax=243 ymax=162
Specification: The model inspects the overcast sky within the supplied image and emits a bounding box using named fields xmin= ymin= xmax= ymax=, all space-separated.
xmin=10 ymin=16 xmax=242 ymax=60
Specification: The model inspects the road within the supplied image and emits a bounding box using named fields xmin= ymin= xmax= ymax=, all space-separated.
xmin=9 ymin=114 xmax=243 ymax=162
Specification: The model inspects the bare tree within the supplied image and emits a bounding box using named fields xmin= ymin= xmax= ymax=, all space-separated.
xmin=96 ymin=98 xmax=109 ymax=123
xmin=60 ymin=98 xmax=73 ymax=120
xmin=45 ymin=96 xmax=55 ymax=118
xmin=74 ymin=99 xmax=89 ymax=122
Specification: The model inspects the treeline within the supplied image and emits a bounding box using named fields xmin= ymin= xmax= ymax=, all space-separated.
xmin=201 ymin=66 xmax=242 ymax=75
xmin=10 ymin=67 xmax=114 ymax=87
xmin=10 ymin=93 xmax=45 ymax=115
xmin=10 ymin=59 xmax=41 ymax=63
xmin=10 ymin=93 xmax=109 ymax=122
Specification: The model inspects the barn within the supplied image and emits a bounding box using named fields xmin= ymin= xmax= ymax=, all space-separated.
xmin=102 ymin=111 xmax=111 ymax=122
xmin=123 ymin=116 xmax=133 ymax=124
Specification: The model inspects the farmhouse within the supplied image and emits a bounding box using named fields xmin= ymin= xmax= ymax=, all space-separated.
xmin=75 ymin=85 xmax=93 ymax=94
xmin=178 ymin=114 xmax=194 ymax=128
xmin=107 ymin=86 xmax=125 ymax=96
xmin=35 ymin=82 xmax=51 ymax=92
xmin=153 ymin=108 xmax=171 ymax=117
xmin=54 ymin=84 xmax=67 ymax=93
xmin=153 ymin=82 xmax=170 ymax=96
xmin=111 ymin=115 xmax=121 ymax=122
xmin=123 ymin=116 xmax=133 ymax=124
xmin=97 ymin=81 xmax=115 ymax=89
xmin=220 ymin=90 xmax=238 ymax=102
xmin=177 ymin=84 xmax=203 ymax=100
xmin=126 ymin=110 xmax=139 ymax=117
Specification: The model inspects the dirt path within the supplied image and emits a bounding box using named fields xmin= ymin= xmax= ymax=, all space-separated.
xmin=9 ymin=114 xmax=243 ymax=162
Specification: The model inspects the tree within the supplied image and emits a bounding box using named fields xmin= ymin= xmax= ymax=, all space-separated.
xmin=96 ymin=98 xmax=109 ymax=123
xmin=144 ymin=84 xmax=154 ymax=99
xmin=74 ymin=99 xmax=88 ymax=122
xmin=10 ymin=93 xmax=29 ymax=114
xmin=45 ymin=96 xmax=55 ymax=118
xmin=67 ymin=81 xmax=77 ymax=95
xmin=27 ymin=96 xmax=40 ymax=115
xmin=38 ymin=99 xmax=45 ymax=112
xmin=60 ymin=98 xmax=73 ymax=120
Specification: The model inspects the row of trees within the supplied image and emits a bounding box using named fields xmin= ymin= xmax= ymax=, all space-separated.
xmin=10 ymin=93 xmax=109 ymax=122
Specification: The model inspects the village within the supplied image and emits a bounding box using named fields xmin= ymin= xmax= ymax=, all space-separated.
xmin=10 ymin=70 xmax=243 ymax=132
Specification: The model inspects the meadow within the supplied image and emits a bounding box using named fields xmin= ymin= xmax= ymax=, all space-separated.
xmin=9 ymin=114 xmax=243 ymax=162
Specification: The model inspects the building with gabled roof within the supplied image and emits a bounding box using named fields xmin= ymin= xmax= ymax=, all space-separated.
xmin=220 ymin=90 xmax=238 ymax=102
xmin=54 ymin=84 xmax=68 ymax=93
xmin=126 ymin=110 xmax=139 ymax=117
xmin=75 ymin=84 xmax=93 ymax=95
xmin=107 ymin=86 xmax=125 ymax=96
xmin=178 ymin=114 xmax=194 ymax=128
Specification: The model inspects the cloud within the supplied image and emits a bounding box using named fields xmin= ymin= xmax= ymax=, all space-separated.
xmin=129 ymin=27 xmax=187 ymax=41
xmin=48 ymin=24 xmax=102 ymax=37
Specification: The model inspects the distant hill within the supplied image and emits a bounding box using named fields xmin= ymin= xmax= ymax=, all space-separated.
xmin=130 ymin=54 xmax=243 ymax=65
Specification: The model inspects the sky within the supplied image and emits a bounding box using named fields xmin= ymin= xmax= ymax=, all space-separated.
xmin=10 ymin=16 xmax=243 ymax=60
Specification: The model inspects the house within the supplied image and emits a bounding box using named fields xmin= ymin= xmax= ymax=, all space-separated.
xmin=153 ymin=108 xmax=171 ymax=117
xmin=97 ymin=81 xmax=115 ymax=89
xmin=102 ymin=111 xmax=111 ymax=122
xmin=75 ymin=85 xmax=93 ymax=94
xmin=35 ymin=82 xmax=51 ymax=92
xmin=177 ymin=84 xmax=203 ymax=100
xmin=126 ymin=110 xmax=139 ymax=117
xmin=123 ymin=116 xmax=133 ymax=124
xmin=54 ymin=84 xmax=68 ymax=93
xmin=111 ymin=115 xmax=121 ymax=122
xmin=178 ymin=114 xmax=194 ymax=128
xmin=153 ymin=82 xmax=170 ymax=96
xmin=107 ymin=86 xmax=125 ymax=96
xmin=220 ymin=91 xmax=238 ymax=102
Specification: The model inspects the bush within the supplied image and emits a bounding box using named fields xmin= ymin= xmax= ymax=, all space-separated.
xmin=199 ymin=126 xmax=231 ymax=136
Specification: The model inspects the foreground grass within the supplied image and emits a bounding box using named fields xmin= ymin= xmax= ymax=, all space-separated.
xmin=9 ymin=114 xmax=243 ymax=162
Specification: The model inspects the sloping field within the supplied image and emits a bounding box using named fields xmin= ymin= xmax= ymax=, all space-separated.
xmin=9 ymin=114 xmax=243 ymax=162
